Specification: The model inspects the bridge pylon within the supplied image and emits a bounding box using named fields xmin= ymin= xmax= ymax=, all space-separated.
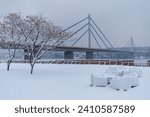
xmin=88 ymin=14 xmax=91 ymax=48
xmin=124 ymin=36 xmax=136 ymax=51
xmin=50 ymin=15 xmax=117 ymax=60
xmin=52 ymin=14 xmax=114 ymax=50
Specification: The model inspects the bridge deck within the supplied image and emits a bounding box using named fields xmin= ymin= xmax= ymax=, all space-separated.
xmin=51 ymin=46 xmax=129 ymax=52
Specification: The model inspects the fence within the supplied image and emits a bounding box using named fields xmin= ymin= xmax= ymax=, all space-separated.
xmin=0 ymin=59 xmax=149 ymax=67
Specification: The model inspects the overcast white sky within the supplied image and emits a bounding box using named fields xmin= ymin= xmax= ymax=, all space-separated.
xmin=0 ymin=0 xmax=150 ymax=47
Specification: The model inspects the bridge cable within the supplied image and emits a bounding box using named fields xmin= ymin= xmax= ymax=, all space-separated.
xmin=90 ymin=18 xmax=114 ymax=48
xmin=71 ymin=29 xmax=89 ymax=47
xmin=90 ymin=24 xmax=108 ymax=48
xmin=90 ymin=30 xmax=101 ymax=49
xmin=124 ymin=39 xmax=131 ymax=48
xmin=52 ymin=17 xmax=88 ymax=46
xmin=124 ymin=37 xmax=136 ymax=49
xmin=56 ymin=23 xmax=88 ymax=46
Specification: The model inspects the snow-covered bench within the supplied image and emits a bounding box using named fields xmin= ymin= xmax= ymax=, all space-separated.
xmin=91 ymin=74 xmax=107 ymax=87
xmin=128 ymin=67 xmax=142 ymax=77
xmin=91 ymin=66 xmax=142 ymax=91
xmin=124 ymin=72 xmax=140 ymax=87
xmin=109 ymin=77 xmax=131 ymax=91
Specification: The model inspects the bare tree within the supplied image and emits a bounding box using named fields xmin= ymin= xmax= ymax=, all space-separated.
xmin=0 ymin=13 xmax=23 ymax=71
xmin=18 ymin=15 xmax=69 ymax=74
xmin=0 ymin=13 xmax=70 ymax=74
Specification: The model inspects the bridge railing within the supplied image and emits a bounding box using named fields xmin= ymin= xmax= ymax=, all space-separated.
xmin=1 ymin=59 xmax=150 ymax=67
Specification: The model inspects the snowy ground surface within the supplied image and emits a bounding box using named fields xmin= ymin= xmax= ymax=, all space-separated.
xmin=0 ymin=63 xmax=150 ymax=100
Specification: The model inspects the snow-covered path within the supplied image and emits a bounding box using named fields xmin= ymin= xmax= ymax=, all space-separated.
xmin=0 ymin=63 xmax=150 ymax=100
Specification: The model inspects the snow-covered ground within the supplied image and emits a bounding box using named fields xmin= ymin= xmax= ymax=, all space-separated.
xmin=0 ymin=63 xmax=150 ymax=100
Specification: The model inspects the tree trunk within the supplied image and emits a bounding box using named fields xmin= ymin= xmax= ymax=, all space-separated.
xmin=7 ymin=60 xmax=11 ymax=71
xmin=30 ymin=63 xmax=35 ymax=74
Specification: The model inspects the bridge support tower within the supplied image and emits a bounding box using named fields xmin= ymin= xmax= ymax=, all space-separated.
xmin=64 ymin=51 xmax=74 ymax=59
xmin=86 ymin=51 xmax=93 ymax=59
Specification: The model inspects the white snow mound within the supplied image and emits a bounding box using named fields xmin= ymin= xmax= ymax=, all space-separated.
xmin=91 ymin=66 xmax=142 ymax=91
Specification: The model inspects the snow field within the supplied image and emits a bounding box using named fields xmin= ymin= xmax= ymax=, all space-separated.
xmin=0 ymin=63 xmax=150 ymax=100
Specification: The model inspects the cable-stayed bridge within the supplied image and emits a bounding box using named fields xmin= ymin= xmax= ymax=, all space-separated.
xmin=0 ymin=15 xmax=134 ymax=60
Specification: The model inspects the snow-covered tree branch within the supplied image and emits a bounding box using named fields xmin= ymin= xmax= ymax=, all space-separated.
xmin=0 ymin=13 xmax=70 ymax=74
xmin=0 ymin=13 xmax=23 ymax=71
